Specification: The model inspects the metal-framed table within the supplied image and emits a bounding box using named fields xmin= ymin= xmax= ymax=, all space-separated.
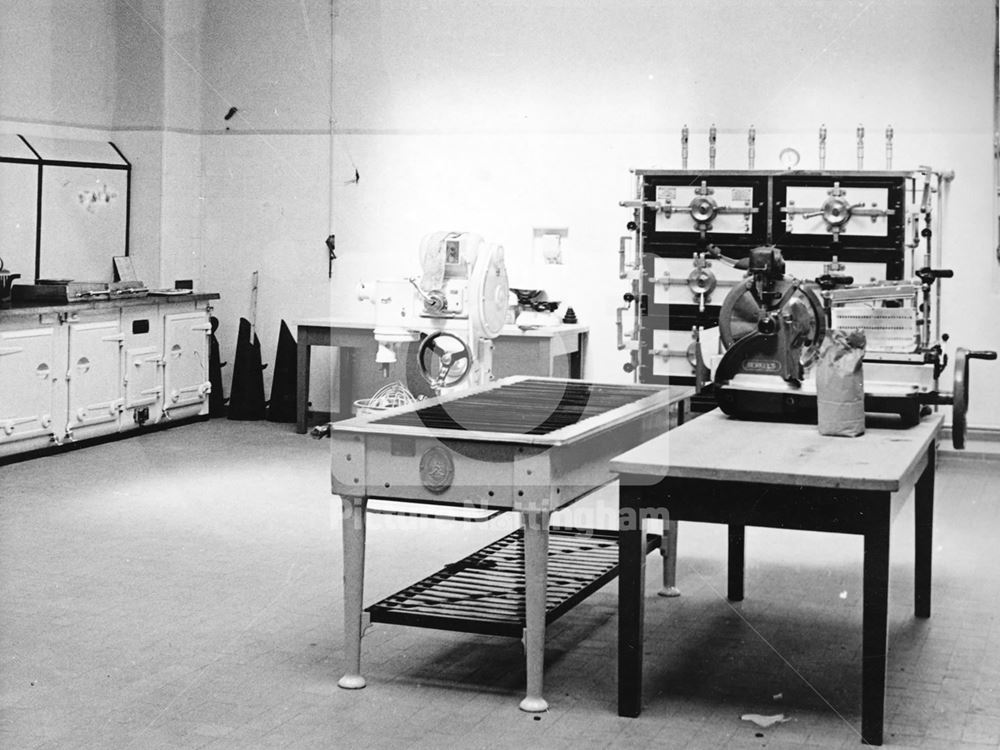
xmin=295 ymin=318 xmax=589 ymax=433
xmin=610 ymin=409 xmax=943 ymax=746
xmin=329 ymin=377 xmax=691 ymax=711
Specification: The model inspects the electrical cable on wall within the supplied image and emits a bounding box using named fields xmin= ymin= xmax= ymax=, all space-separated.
xmin=327 ymin=0 xmax=361 ymax=277
xmin=327 ymin=0 xmax=336 ymax=277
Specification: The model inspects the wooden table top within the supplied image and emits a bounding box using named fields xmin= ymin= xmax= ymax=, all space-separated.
xmin=294 ymin=317 xmax=588 ymax=338
xmin=610 ymin=409 xmax=944 ymax=492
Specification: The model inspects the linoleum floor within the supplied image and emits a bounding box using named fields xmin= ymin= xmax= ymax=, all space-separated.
xmin=1 ymin=419 xmax=998 ymax=749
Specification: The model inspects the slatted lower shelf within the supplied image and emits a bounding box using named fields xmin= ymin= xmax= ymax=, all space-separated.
xmin=366 ymin=528 xmax=662 ymax=637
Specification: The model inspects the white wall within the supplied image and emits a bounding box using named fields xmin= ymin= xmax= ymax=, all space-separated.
xmin=0 ymin=0 xmax=118 ymax=129
xmin=325 ymin=0 xmax=1000 ymax=427
xmin=3 ymin=0 xmax=998 ymax=427
xmin=196 ymin=0 xmax=334 ymax=405
xmin=0 ymin=0 xmax=208 ymax=291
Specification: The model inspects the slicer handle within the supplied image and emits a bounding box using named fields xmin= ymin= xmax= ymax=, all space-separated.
xmin=815 ymin=274 xmax=854 ymax=291
xmin=917 ymin=267 xmax=954 ymax=283
xmin=950 ymin=347 xmax=997 ymax=450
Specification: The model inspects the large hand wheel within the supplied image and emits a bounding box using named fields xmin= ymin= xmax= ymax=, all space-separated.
xmin=417 ymin=331 xmax=473 ymax=390
xmin=951 ymin=348 xmax=997 ymax=449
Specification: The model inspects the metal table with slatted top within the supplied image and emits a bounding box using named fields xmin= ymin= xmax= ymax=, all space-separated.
xmin=329 ymin=376 xmax=691 ymax=712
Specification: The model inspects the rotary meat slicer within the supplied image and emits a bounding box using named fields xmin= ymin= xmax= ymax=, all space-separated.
xmin=709 ymin=245 xmax=995 ymax=448
xmin=358 ymin=231 xmax=510 ymax=393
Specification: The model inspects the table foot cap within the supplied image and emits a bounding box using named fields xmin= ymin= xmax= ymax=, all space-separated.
xmin=338 ymin=674 xmax=367 ymax=689
xmin=658 ymin=586 xmax=681 ymax=598
xmin=518 ymin=696 xmax=548 ymax=713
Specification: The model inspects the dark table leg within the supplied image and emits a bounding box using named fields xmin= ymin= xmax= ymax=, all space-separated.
xmin=338 ymin=347 xmax=354 ymax=419
xmin=861 ymin=501 xmax=891 ymax=746
xmin=914 ymin=442 xmax=936 ymax=618
xmin=728 ymin=524 xmax=745 ymax=602
xmin=571 ymin=331 xmax=588 ymax=380
xmin=618 ymin=483 xmax=648 ymax=717
xmin=296 ymin=330 xmax=312 ymax=434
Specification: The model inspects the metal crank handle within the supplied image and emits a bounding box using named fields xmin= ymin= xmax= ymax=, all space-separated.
xmin=619 ymin=199 xmax=668 ymax=211
xmin=949 ymin=348 xmax=997 ymax=450
xmin=801 ymin=204 xmax=864 ymax=220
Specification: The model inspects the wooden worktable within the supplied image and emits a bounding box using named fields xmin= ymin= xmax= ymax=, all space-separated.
xmin=294 ymin=318 xmax=588 ymax=433
xmin=611 ymin=409 xmax=944 ymax=746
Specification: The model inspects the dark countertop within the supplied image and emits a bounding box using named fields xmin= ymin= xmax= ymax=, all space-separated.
xmin=0 ymin=292 xmax=221 ymax=321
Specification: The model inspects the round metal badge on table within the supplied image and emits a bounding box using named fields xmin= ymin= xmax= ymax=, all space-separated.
xmin=419 ymin=446 xmax=454 ymax=494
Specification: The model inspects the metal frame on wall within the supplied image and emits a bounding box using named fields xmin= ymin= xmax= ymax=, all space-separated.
xmin=2 ymin=135 xmax=131 ymax=282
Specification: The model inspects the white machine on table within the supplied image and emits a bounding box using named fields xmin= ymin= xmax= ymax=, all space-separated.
xmin=358 ymin=231 xmax=510 ymax=394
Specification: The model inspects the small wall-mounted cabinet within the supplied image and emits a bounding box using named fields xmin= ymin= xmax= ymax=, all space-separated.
xmin=0 ymin=294 xmax=218 ymax=459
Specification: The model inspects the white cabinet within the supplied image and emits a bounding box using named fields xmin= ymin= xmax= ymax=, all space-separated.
xmin=0 ymin=326 xmax=60 ymax=449
xmin=124 ymin=345 xmax=163 ymax=413
xmin=121 ymin=306 xmax=165 ymax=425
xmin=0 ymin=294 xmax=217 ymax=459
xmin=163 ymin=312 xmax=212 ymax=418
xmin=66 ymin=317 xmax=124 ymax=439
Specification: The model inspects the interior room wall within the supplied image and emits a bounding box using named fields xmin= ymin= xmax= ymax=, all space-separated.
xmin=0 ymin=0 xmax=202 ymax=292
xmin=324 ymin=0 xmax=1000 ymax=427
xmin=0 ymin=0 xmax=118 ymax=130
xmin=198 ymin=0 xmax=335 ymax=409
xmin=0 ymin=0 xmax=128 ymax=277
xmin=2 ymin=0 xmax=997 ymax=429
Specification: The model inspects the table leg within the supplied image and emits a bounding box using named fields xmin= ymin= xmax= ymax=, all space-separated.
xmin=861 ymin=508 xmax=890 ymax=745
xmin=520 ymin=510 xmax=550 ymax=712
xmin=618 ymin=487 xmax=646 ymax=717
xmin=338 ymin=347 xmax=355 ymax=419
xmin=658 ymin=518 xmax=680 ymax=597
xmin=568 ymin=333 xmax=584 ymax=379
xmin=339 ymin=494 xmax=368 ymax=689
xmin=296 ymin=334 xmax=311 ymax=434
xmin=728 ymin=524 xmax=745 ymax=602
xmin=914 ymin=441 xmax=936 ymax=618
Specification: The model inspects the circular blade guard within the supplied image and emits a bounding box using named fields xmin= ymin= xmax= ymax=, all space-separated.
xmin=719 ymin=278 xmax=825 ymax=354
xmin=470 ymin=242 xmax=510 ymax=340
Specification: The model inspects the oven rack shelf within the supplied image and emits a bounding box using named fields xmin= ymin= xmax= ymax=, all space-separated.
xmin=365 ymin=527 xmax=662 ymax=637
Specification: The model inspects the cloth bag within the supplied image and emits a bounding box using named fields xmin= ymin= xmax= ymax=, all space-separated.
xmin=816 ymin=329 xmax=866 ymax=437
